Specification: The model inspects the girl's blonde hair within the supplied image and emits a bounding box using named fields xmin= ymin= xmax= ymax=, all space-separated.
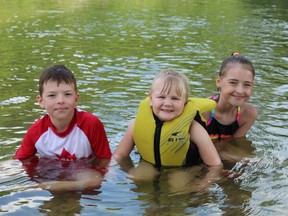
xmin=149 ymin=68 xmax=190 ymax=102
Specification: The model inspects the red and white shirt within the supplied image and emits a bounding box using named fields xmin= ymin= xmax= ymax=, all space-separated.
xmin=14 ymin=108 xmax=111 ymax=160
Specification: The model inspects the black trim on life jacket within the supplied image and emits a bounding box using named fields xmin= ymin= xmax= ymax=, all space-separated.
xmin=185 ymin=111 xmax=203 ymax=166
xmin=194 ymin=111 xmax=206 ymax=129
xmin=184 ymin=141 xmax=202 ymax=166
xmin=153 ymin=113 xmax=163 ymax=170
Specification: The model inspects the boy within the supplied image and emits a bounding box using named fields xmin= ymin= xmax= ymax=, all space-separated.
xmin=14 ymin=64 xmax=111 ymax=161
xmin=14 ymin=65 xmax=111 ymax=190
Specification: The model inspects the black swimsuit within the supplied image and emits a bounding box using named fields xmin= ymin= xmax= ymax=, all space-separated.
xmin=206 ymin=106 xmax=240 ymax=140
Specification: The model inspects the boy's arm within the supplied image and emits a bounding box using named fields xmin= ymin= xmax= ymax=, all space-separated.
xmin=113 ymin=119 xmax=135 ymax=163
xmin=14 ymin=130 xmax=37 ymax=160
xmin=37 ymin=168 xmax=103 ymax=191
xmin=190 ymin=120 xmax=222 ymax=166
xmin=90 ymin=117 xmax=112 ymax=159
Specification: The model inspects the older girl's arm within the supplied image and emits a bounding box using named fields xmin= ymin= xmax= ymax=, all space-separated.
xmin=190 ymin=120 xmax=222 ymax=166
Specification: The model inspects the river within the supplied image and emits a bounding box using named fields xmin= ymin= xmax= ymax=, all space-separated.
xmin=0 ymin=0 xmax=287 ymax=215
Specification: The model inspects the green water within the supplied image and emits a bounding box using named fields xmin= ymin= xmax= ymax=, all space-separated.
xmin=0 ymin=0 xmax=287 ymax=215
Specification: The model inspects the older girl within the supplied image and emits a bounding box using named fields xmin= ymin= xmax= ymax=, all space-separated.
xmin=203 ymin=52 xmax=258 ymax=140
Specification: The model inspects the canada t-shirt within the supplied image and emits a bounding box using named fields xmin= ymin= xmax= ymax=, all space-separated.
xmin=14 ymin=108 xmax=111 ymax=160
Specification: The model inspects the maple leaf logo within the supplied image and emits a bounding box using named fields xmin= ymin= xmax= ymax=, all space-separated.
xmin=56 ymin=148 xmax=76 ymax=160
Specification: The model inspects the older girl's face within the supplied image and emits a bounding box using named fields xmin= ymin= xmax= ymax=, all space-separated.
xmin=149 ymin=78 xmax=186 ymax=121
xmin=217 ymin=63 xmax=254 ymax=107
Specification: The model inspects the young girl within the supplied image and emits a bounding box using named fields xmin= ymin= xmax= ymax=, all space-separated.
xmin=113 ymin=68 xmax=221 ymax=168
xmin=202 ymin=52 xmax=258 ymax=140
xmin=112 ymin=69 xmax=222 ymax=193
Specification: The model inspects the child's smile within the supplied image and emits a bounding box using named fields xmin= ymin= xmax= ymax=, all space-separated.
xmin=37 ymin=80 xmax=79 ymax=130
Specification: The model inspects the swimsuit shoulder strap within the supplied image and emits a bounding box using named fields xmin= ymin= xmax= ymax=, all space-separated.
xmin=206 ymin=94 xmax=218 ymax=126
xmin=236 ymin=106 xmax=240 ymax=122
xmin=207 ymin=106 xmax=240 ymax=126
xmin=207 ymin=108 xmax=214 ymax=126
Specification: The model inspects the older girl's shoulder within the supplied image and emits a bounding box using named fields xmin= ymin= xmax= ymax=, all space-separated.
xmin=241 ymin=103 xmax=258 ymax=120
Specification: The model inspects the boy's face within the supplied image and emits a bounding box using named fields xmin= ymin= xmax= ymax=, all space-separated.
xmin=37 ymin=80 xmax=79 ymax=125
xmin=149 ymin=78 xmax=186 ymax=122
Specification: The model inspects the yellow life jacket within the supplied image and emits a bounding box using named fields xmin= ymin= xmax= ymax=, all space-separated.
xmin=133 ymin=97 xmax=216 ymax=167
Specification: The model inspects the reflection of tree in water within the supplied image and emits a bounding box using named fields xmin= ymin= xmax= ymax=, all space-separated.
xmin=131 ymin=174 xmax=191 ymax=215
xmin=214 ymin=137 xmax=255 ymax=167
xmin=217 ymin=178 xmax=252 ymax=215
xmin=39 ymin=191 xmax=82 ymax=216
xmin=126 ymin=162 xmax=217 ymax=215
xmin=214 ymin=137 xmax=256 ymax=215
xmin=122 ymin=137 xmax=256 ymax=215
xmin=20 ymin=157 xmax=104 ymax=215
xmin=130 ymin=170 xmax=249 ymax=215
xmin=38 ymin=190 xmax=102 ymax=216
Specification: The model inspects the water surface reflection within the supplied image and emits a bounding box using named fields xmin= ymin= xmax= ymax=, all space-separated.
xmin=0 ymin=0 xmax=287 ymax=215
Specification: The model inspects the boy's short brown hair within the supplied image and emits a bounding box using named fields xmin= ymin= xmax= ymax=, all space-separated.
xmin=39 ymin=65 xmax=77 ymax=96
